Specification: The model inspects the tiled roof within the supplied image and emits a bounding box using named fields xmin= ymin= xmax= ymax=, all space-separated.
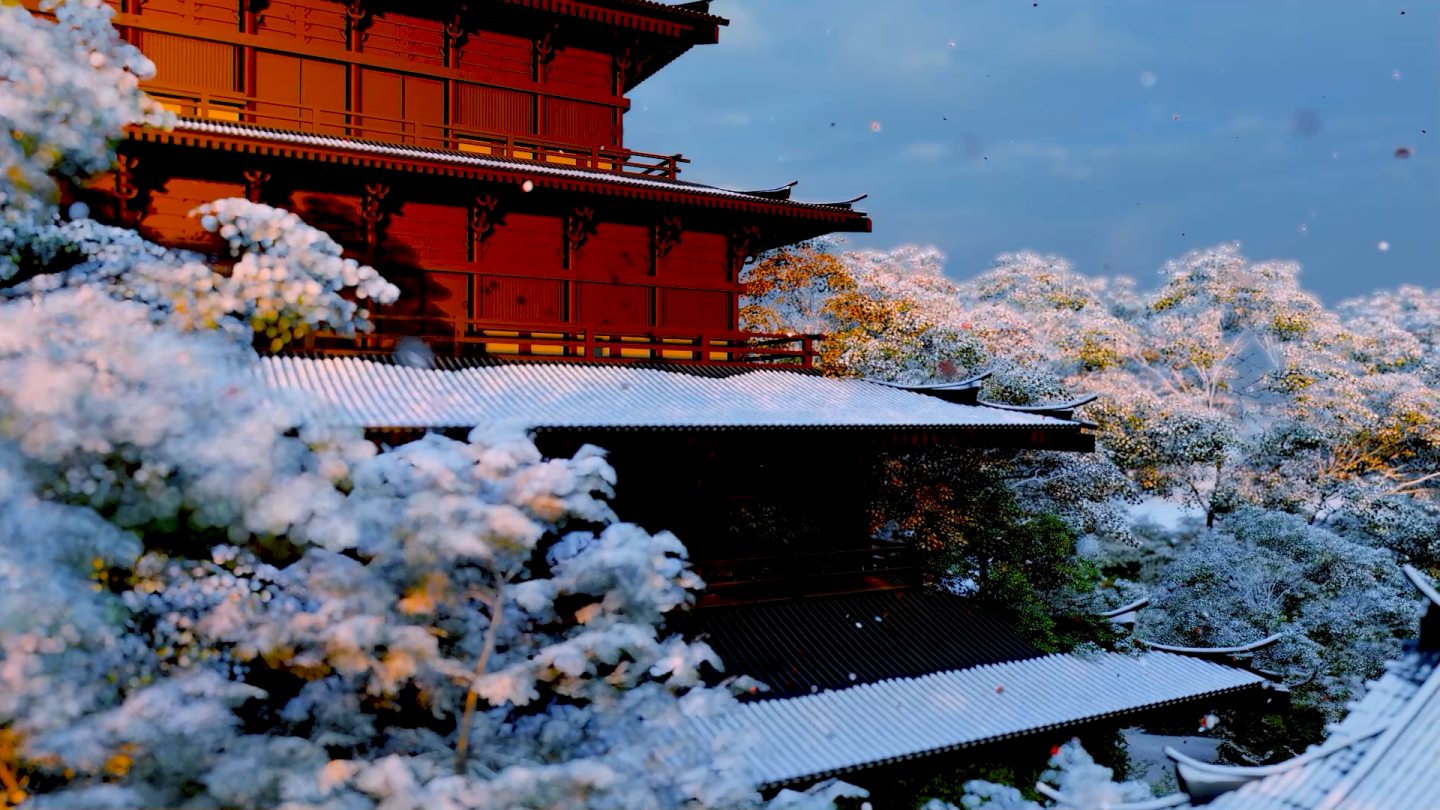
xmin=256 ymin=354 xmax=1088 ymax=431
xmin=1186 ymin=652 xmax=1439 ymax=810
xmin=158 ymin=119 xmax=867 ymax=217
xmin=1156 ymin=566 xmax=1440 ymax=810
xmin=580 ymin=0 xmax=728 ymax=24
xmin=668 ymin=591 xmax=1044 ymax=698
xmin=687 ymin=650 xmax=1267 ymax=788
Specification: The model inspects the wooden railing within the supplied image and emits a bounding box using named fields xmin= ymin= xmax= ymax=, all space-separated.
xmin=302 ymin=316 xmax=821 ymax=366
xmin=142 ymin=82 xmax=689 ymax=180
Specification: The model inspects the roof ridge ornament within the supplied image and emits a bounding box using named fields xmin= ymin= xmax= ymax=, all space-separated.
xmin=974 ymin=393 xmax=1098 ymax=425
xmin=812 ymin=193 xmax=868 ymax=210
xmin=867 ymin=372 xmax=991 ymax=405
xmin=735 ymin=181 xmax=798 ymax=200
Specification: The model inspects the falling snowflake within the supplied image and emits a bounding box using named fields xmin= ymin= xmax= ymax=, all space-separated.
xmin=1139 ymin=71 xmax=1157 ymax=88
xmin=521 ymin=180 xmax=534 ymax=192
xmin=1378 ymin=241 xmax=1391 ymax=252
xmin=1199 ymin=714 xmax=1219 ymax=732
xmin=854 ymin=621 xmax=862 ymax=628
xmin=848 ymin=672 xmax=857 ymax=681
xmin=947 ymin=40 xmax=955 ymax=48
xmin=1393 ymin=69 xmax=1403 ymax=80
xmin=871 ymin=121 xmax=882 ymax=132
xmin=1298 ymin=224 xmax=1308 ymax=234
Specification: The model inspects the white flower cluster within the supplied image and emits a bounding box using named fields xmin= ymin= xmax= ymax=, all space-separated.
xmin=0 ymin=0 xmax=170 ymax=281
xmin=11 ymin=201 xmax=400 ymax=350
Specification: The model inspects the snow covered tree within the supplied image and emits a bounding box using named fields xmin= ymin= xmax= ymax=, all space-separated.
xmin=916 ymin=740 xmax=1154 ymax=810
xmin=0 ymin=2 xmax=868 ymax=807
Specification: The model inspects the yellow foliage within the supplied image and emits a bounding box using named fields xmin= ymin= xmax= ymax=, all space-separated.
xmin=398 ymin=572 xmax=451 ymax=616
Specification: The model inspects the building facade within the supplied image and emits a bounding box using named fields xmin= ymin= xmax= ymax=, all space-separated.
xmin=63 ymin=0 xmax=872 ymax=365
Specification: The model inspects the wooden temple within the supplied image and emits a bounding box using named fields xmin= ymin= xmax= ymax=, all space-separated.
xmin=62 ymin=0 xmax=872 ymax=366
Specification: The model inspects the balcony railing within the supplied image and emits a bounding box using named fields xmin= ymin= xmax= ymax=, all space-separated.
xmin=300 ymin=316 xmax=821 ymax=367
xmin=142 ymin=82 xmax=690 ymax=180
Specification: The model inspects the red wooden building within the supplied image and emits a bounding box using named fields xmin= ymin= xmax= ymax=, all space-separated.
xmin=68 ymin=0 xmax=872 ymax=365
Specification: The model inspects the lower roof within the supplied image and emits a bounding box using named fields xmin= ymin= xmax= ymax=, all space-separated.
xmin=257 ymin=354 xmax=1091 ymax=434
xmin=688 ymin=649 xmax=1266 ymax=788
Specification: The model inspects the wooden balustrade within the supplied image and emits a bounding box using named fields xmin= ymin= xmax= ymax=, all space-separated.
xmin=302 ymin=316 xmax=821 ymax=367
xmin=142 ymin=81 xmax=689 ymax=180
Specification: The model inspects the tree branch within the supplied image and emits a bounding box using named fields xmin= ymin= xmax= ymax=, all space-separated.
xmin=454 ymin=583 xmax=506 ymax=776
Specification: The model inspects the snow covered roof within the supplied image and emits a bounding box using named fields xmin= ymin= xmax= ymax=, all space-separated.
xmin=1157 ymin=565 xmax=1440 ymax=810
xmin=1177 ymin=651 xmax=1439 ymax=810
xmin=255 ymin=355 xmax=1090 ymax=432
xmin=159 ymin=119 xmax=868 ymax=216
xmin=688 ymin=650 xmax=1268 ymax=788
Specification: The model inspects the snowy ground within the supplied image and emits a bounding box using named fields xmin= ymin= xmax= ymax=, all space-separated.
xmin=1122 ymin=728 xmax=1223 ymax=789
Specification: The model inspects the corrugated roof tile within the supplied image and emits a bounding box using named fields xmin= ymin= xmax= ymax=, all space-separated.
xmin=255 ymin=355 xmax=1086 ymax=431
xmin=695 ymin=651 xmax=1265 ymax=787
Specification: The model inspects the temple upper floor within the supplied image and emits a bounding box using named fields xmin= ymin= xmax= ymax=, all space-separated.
xmin=30 ymin=0 xmax=727 ymax=180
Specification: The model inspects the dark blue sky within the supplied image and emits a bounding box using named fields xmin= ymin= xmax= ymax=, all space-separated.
xmin=625 ymin=1 xmax=1438 ymax=302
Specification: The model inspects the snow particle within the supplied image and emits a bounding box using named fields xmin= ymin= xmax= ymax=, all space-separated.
xmin=870 ymin=121 xmax=881 ymax=132
xmin=1139 ymin=71 xmax=1157 ymax=88
xmin=67 ymin=201 xmax=89 ymax=220
xmin=854 ymin=621 xmax=862 ymax=628
xmin=521 ymin=180 xmax=534 ymax=192
xmin=848 ymin=672 xmax=857 ymax=681
xmin=1392 ymin=70 xmax=1403 ymax=80
xmin=1298 ymin=223 xmax=1308 ymax=234
xmin=1378 ymin=241 xmax=1391 ymax=252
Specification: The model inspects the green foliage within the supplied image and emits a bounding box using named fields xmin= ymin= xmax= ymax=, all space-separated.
xmin=867 ymin=450 xmax=1118 ymax=653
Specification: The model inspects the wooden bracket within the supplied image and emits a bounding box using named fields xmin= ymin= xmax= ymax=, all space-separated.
xmin=564 ymin=206 xmax=594 ymax=268
xmin=729 ymin=224 xmax=762 ymax=276
xmin=468 ymin=194 xmax=499 ymax=261
xmin=242 ymin=170 xmax=270 ymax=204
xmin=533 ymin=30 xmax=556 ymax=80
xmin=444 ymin=12 xmax=466 ymax=57
xmin=114 ymin=154 xmax=140 ymax=226
xmin=344 ymin=0 xmax=369 ymax=42
xmin=613 ymin=45 xmax=650 ymax=90
xmin=653 ymin=215 xmax=682 ymax=263
xmin=359 ymin=183 xmax=389 ymax=251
